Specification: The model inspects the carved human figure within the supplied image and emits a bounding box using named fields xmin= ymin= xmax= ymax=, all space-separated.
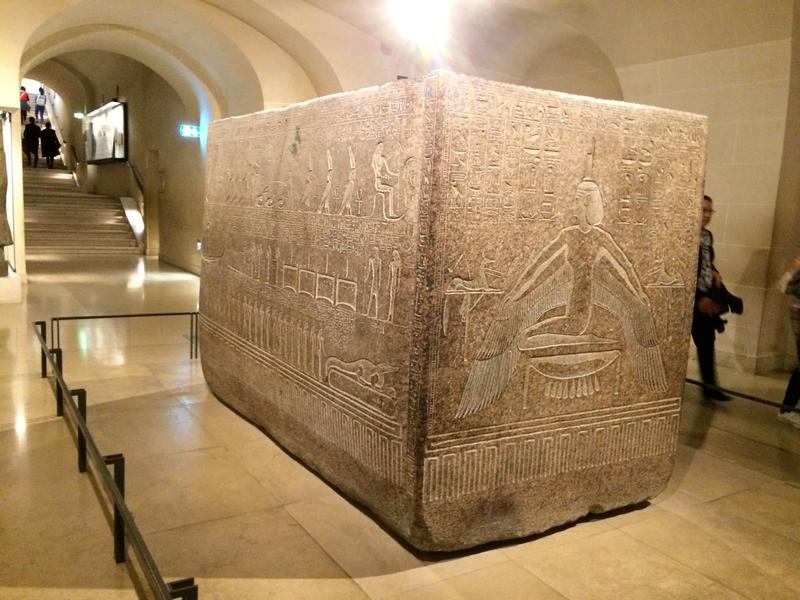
xmin=301 ymin=323 xmax=310 ymax=372
xmin=316 ymin=331 xmax=325 ymax=380
xmin=339 ymin=146 xmax=359 ymax=216
xmin=300 ymin=155 xmax=314 ymax=209
xmin=364 ymin=246 xmax=382 ymax=319
xmin=388 ymin=250 xmax=401 ymax=322
xmin=273 ymin=247 xmax=281 ymax=286
xmin=262 ymin=244 xmax=272 ymax=283
xmin=457 ymin=146 xmax=667 ymax=418
xmin=264 ymin=307 xmax=272 ymax=351
xmin=371 ymin=142 xmax=398 ymax=219
xmin=318 ymin=149 xmax=334 ymax=214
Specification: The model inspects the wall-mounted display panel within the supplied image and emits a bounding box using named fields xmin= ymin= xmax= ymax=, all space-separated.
xmin=83 ymin=101 xmax=128 ymax=163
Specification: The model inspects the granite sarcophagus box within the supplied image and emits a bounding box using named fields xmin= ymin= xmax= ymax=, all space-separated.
xmin=200 ymin=71 xmax=707 ymax=550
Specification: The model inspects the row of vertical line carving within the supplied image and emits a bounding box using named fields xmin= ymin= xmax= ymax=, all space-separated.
xmin=201 ymin=318 xmax=404 ymax=484
xmin=286 ymin=382 xmax=404 ymax=485
xmin=422 ymin=412 xmax=678 ymax=502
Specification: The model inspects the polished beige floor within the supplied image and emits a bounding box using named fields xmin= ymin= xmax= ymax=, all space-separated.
xmin=2 ymin=255 xmax=800 ymax=599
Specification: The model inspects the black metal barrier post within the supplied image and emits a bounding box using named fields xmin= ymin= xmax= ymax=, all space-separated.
xmin=50 ymin=348 xmax=63 ymax=416
xmin=73 ymin=389 xmax=87 ymax=473
xmin=31 ymin=321 xmax=199 ymax=599
xmin=169 ymin=577 xmax=199 ymax=600
xmin=104 ymin=454 xmax=126 ymax=564
xmin=37 ymin=321 xmax=47 ymax=377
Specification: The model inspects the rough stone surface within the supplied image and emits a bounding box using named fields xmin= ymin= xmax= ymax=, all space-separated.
xmin=0 ymin=132 xmax=12 ymax=277
xmin=200 ymin=72 xmax=708 ymax=551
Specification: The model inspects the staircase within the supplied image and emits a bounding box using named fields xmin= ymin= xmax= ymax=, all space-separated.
xmin=24 ymin=165 xmax=140 ymax=255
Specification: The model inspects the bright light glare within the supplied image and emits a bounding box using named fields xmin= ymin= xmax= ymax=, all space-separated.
xmin=125 ymin=208 xmax=145 ymax=236
xmin=15 ymin=414 xmax=27 ymax=435
xmin=127 ymin=258 xmax=146 ymax=289
xmin=73 ymin=112 xmax=85 ymax=119
xmin=389 ymin=0 xmax=453 ymax=57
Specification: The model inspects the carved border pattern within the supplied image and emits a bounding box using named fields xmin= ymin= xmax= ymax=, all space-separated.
xmin=422 ymin=398 xmax=679 ymax=503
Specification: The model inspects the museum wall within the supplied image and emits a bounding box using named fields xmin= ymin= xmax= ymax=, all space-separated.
xmin=144 ymin=72 xmax=204 ymax=275
xmin=63 ymin=52 xmax=150 ymax=199
xmin=617 ymin=38 xmax=791 ymax=372
xmin=759 ymin=2 xmax=800 ymax=372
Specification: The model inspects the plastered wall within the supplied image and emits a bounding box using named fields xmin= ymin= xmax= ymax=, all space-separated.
xmin=760 ymin=3 xmax=800 ymax=372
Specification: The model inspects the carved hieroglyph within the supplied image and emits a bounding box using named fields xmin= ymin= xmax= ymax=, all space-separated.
xmin=200 ymin=72 xmax=707 ymax=551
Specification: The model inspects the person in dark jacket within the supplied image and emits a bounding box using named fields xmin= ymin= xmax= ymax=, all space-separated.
xmin=692 ymin=194 xmax=739 ymax=401
xmin=39 ymin=121 xmax=60 ymax=169
xmin=779 ymin=256 xmax=800 ymax=427
xmin=22 ymin=116 xmax=40 ymax=167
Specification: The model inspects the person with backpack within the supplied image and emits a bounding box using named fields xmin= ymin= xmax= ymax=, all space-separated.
xmin=35 ymin=87 xmax=47 ymax=124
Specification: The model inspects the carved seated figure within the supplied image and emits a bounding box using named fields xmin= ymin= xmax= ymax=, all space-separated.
xmin=457 ymin=148 xmax=667 ymax=418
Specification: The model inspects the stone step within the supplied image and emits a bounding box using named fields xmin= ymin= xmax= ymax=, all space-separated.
xmin=24 ymin=183 xmax=80 ymax=192
xmin=26 ymin=246 xmax=142 ymax=255
xmin=25 ymin=214 xmax=128 ymax=222
xmin=25 ymin=202 xmax=125 ymax=215
xmin=26 ymin=236 xmax=138 ymax=246
xmin=25 ymin=203 xmax=123 ymax=213
xmin=25 ymin=208 xmax=128 ymax=224
xmin=23 ymin=165 xmax=69 ymax=172
xmin=27 ymin=227 xmax=135 ymax=237
xmin=25 ymin=203 xmax=124 ymax=212
xmin=25 ymin=219 xmax=130 ymax=232
xmin=25 ymin=191 xmax=118 ymax=202
xmin=23 ymin=172 xmax=72 ymax=182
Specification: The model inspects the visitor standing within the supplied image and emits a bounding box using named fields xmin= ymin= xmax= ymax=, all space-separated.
xmin=22 ymin=117 xmax=40 ymax=168
xmin=778 ymin=256 xmax=800 ymax=427
xmin=39 ymin=121 xmax=60 ymax=169
xmin=19 ymin=86 xmax=30 ymax=124
xmin=35 ymin=87 xmax=47 ymax=124
xmin=692 ymin=194 xmax=738 ymax=401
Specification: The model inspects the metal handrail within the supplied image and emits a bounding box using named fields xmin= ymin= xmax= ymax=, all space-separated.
xmin=126 ymin=159 xmax=145 ymax=193
xmin=32 ymin=321 xmax=198 ymax=599
xmin=51 ymin=311 xmax=200 ymax=359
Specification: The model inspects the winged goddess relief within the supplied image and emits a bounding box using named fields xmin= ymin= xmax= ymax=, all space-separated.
xmin=456 ymin=144 xmax=667 ymax=419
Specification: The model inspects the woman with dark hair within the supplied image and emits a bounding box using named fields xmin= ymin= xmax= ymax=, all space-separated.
xmin=39 ymin=121 xmax=60 ymax=169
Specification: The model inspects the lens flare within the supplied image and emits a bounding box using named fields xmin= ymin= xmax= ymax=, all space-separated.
xmin=389 ymin=0 xmax=453 ymax=58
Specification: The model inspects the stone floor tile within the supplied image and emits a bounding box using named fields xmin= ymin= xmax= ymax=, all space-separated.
xmin=285 ymin=495 xmax=442 ymax=598
xmin=514 ymin=529 xmax=746 ymax=599
xmin=446 ymin=561 xmax=566 ymax=600
xmin=235 ymin=441 xmax=336 ymax=505
xmin=191 ymin=577 xmax=369 ymax=600
xmin=147 ymin=508 xmax=346 ymax=580
xmin=621 ymin=512 xmax=798 ymax=599
xmin=124 ymin=446 xmax=284 ymax=534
